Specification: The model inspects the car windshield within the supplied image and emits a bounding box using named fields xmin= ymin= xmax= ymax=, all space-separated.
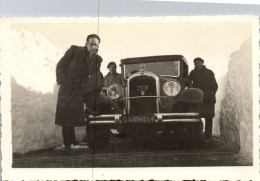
xmin=124 ymin=61 xmax=179 ymax=79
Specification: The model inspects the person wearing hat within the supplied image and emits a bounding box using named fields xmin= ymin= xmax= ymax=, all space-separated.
xmin=100 ymin=61 xmax=123 ymax=114
xmin=188 ymin=57 xmax=218 ymax=140
xmin=103 ymin=61 xmax=122 ymax=88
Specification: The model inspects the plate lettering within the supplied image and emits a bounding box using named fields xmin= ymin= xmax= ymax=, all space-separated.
xmin=121 ymin=115 xmax=156 ymax=123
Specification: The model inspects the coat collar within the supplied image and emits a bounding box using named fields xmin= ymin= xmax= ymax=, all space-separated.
xmin=195 ymin=65 xmax=206 ymax=71
xmin=83 ymin=46 xmax=90 ymax=58
xmin=77 ymin=46 xmax=90 ymax=59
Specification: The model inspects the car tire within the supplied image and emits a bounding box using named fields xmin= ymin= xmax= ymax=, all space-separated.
xmin=190 ymin=121 xmax=203 ymax=147
xmin=181 ymin=121 xmax=203 ymax=149
xmin=87 ymin=125 xmax=109 ymax=152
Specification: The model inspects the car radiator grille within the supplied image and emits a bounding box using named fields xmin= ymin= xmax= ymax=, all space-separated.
xmin=129 ymin=75 xmax=157 ymax=114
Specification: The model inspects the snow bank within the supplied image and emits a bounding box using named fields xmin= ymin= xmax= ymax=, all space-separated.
xmin=12 ymin=78 xmax=63 ymax=153
xmin=9 ymin=27 xmax=86 ymax=154
xmin=217 ymin=38 xmax=252 ymax=152
xmin=10 ymin=27 xmax=63 ymax=93
xmin=213 ymin=76 xmax=226 ymax=137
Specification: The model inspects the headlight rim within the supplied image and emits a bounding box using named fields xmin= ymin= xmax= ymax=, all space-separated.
xmin=106 ymin=83 xmax=123 ymax=100
xmin=163 ymin=80 xmax=181 ymax=97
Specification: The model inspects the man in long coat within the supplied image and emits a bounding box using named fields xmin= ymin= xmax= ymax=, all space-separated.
xmin=55 ymin=34 xmax=103 ymax=153
xmin=188 ymin=57 xmax=218 ymax=139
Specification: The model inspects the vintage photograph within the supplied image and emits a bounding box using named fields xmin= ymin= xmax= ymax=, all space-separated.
xmin=1 ymin=15 xmax=259 ymax=179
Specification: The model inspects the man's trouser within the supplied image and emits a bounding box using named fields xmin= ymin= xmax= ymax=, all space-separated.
xmin=204 ymin=118 xmax=213 ymax=139
xmin=62 ymin=126 xmax=76 ymax=146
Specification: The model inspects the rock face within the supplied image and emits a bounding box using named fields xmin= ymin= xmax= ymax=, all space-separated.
xmin=9 ymin=27 xmax=86 ymax=154
xmin=217 ymin=38 xmax=252 ymax=153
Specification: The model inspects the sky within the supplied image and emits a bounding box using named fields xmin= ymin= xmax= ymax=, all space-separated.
xmin=0 ymin=0 xmax=258 ymax=80
xmin=1 ymin=0 xmax=260 ymax=17
xmin=10 ymin=17 xmax=252 ymax=80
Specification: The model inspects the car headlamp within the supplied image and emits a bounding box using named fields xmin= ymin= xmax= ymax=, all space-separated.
xmin=107 ymin=83 xmax=123 ymax=99
xmin=163 ymin=80 xmax=181 ymax=97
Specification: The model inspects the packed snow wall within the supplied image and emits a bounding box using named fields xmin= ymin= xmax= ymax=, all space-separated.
xmin=11 ymin=78 xmax=63 ymax=153
xmin=9 ymin=27 xmax=86 ymax=154
xmin=212 ymin=76 xmax=226 ymax=137
xmin=216 ymin=38 xmax=252 ymax=152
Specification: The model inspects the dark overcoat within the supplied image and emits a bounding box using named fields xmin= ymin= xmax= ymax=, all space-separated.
xmin=55 ymin=45 xmax=102 ymax=127
xmin=188 ymin=65 xmax=218 ymax=118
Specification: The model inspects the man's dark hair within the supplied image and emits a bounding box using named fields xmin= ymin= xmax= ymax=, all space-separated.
xmin=107 ymin=61 xmax=117 ymax=68
xmin=194 ymin=57 xmax=204 ymax=63
xmin=86 ymin=34 xmax=101 ymax=43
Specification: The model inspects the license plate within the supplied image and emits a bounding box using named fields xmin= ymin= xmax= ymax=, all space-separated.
xmin=121 ymin=115 xmax=156 ymax=123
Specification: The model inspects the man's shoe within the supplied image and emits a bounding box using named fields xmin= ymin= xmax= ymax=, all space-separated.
xmin=204 ymin=134 xmax=212 ymax=140
xmin=64 ymin=145 xmax=72 ymax=155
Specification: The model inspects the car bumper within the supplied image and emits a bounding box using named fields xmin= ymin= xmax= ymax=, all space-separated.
xmin=87 ymin=113 xmax=200 ymax=125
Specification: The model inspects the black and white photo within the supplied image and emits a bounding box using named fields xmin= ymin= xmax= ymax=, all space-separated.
xmin=1 ymin=15 xmax=259 ymax=180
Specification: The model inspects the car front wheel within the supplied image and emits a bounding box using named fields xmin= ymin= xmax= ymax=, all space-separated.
xmin=86 ymin=125 xmax=110 ymax=152
xmin=181 ymin=121 xmax=203 ymax=149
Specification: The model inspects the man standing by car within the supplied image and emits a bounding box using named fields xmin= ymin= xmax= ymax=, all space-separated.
xmin=55 ymin=34 xmax=103 ymax=154
xmin=188 ymin=57 xmax=218 ymax=140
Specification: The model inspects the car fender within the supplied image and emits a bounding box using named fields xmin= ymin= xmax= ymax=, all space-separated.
xmin=177 ymin=88 xmax=203 ymax=103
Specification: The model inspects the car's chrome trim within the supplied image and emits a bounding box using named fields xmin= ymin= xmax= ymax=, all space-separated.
xmin=88 ymin=120 xmax=116 ymax=124
xmin=88 ymin=113 xmax=198 ymax=119
xmin=163 ymin=80 xmax=181 ymax=97
xmin=88 ymin=114 xmax=122 ymax=119
xmin=127 ymin=71 xmax=160 ymax=114
xmin=162 ymin=119 xmax=200 ymax=123
xmin=106 ymin=83 xmax=123 ymax=100
xmin=121 ymin=96 xmax=168 ymax=100
xmin=87 ymin=113 xmax=200 ymax=124
xmin=155 ymin=113 xmax=199 ymax=116
xmin=88 ymin=114 xmax=121 ymax=123
xmin=88 ymin=118 xmax=200 ymax=124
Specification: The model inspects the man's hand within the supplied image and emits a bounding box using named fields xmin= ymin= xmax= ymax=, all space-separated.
xmin=181 ymin=78 xmax=190 ymax=84
xmin=89 ymin=48 xmax=98 ymax=58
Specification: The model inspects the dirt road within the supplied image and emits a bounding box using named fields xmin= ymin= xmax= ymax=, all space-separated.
xmin=13 ymin=134 xmax=252 ymax=168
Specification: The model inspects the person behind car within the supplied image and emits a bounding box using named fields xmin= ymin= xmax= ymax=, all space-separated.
xmin=55 ymin=34 xmax=103 ymax=154
xmin=188 ymin=57 xmax=218 ymax=140
xmin=100 ymin=61 xmax=123 ymax=113
xmin=103 ymin=61 xmax=122 ymax=88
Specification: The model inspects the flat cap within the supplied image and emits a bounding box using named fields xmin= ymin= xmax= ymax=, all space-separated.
xmin=194 ymin=57 xmax=204 ymax=63
xmin=107 ymin=61 xmax=117 ymax=68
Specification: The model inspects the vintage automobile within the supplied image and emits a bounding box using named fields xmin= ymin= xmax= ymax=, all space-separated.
xmin=86 ymin=55 xmax=204 ymax=149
